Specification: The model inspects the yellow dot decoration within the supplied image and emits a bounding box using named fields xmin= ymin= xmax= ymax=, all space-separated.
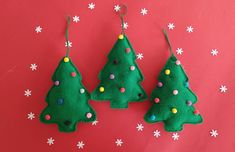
xmin=171 ymin=108 xmax=177 ymax=114
xmin=99 ymin=87 xmax=105 ymax=92
xmin=64 ymin=57 xmax=69 ymax=62
xmin=165 ymin=69 xmax=171 ymax=75
xmin=118 ymin=34 xmax=124 ymax=39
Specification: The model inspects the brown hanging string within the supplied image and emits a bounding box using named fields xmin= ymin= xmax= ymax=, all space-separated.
xmin=163 ymin=29 xmax=173 ymax=55
xmin=65 ymin=16 xmax=71 ymax=57
xmin=119 ymin=4 xmax=127 ymax=35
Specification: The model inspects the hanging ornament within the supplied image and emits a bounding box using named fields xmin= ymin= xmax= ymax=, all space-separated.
xmin=40 ymin=17 xmax=96 ymax=132
xmin=144 ymin=29 xmax=203 ymax=132
xmin=91 ymin=5 xmax=147 ymax=108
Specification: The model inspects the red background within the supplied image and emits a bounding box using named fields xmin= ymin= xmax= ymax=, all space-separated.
xmin=1 ymin=0 xmax=235 ymax=151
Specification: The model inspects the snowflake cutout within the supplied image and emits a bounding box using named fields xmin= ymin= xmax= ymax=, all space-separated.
xmin=168 ymin=23 xmax=175 ymax=30
xmin=211 ymin=49 xmax=219 ymax=56
xmin=122 ymin=22 xmax=128 ymax=29
xmin=27 ymin=112 xmax=35 ymax=120
xmin=176 ymin=48 xmax=183 ymax=55
xmin=77 ymin=141 xmax=85 ymax=149
xmin=88 ymin=3 xmax=95 ymax=10
xmin=30 ymin=63 xmax=37 ymax=71
xmin=172 ymin=133 xmax=179 ymax=140
xmin=136 ymin=124 xmax=144 ymax=131
xmin=114 ymin=5 xmax=121 ymax=12
xmin=35 ymin=26 xmax=42 ymax=33
xmin=186 ymin=26 xmax=194 ymax=33
xmin=73 ymin=16 xmax=80 ymax=23
xmin=47 ymin=137 xmax=54 ymax=146
xmin=65 ymin=41 xmax=72 ymax=48
xmin=219 ymin=85 xmax=227 ymax=93
xmin=210 ymin=129 xmax=218 ymax=138
xmin=24 ymin=89 xmax=32 ymax=97
xmin=153 ymin=130 xmax=161 ymax=138
xmin=136 ymin=53 xmax=144 ymax=60
xmin=92 ymin=120 xmax=98 ymax=125
xmin=140 ymin=8 xmax=148 ymax=15
xmin=115 ymin=139 xmax=123 ymax=146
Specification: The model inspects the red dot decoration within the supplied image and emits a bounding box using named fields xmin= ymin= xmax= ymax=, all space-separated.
xmin=71 ymin=72 xmax=76 ymax=77
xmin=194 ymin=110 xmax=200 ymax=115
xmin=125 ymin=48 xmax=131 ymax=53
xmin=120 ymin=87 xmax=126 ymax=93
xmin=154 ymin=98 xmax=160 ymax=103
xmin=45 ymin=114 xmax=51 ymax=120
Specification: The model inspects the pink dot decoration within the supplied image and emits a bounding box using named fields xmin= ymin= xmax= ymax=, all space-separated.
xmin=45 ymin=114 xmax=51 ymax=120
xmin=110 ymin=74 xmax=115 ymax=80
xmin=120 ymin=87 xmax=126 ymax=93
xmin=71 ymin=72 xmax=76 ymax=77
xmin=126 ymin=48 xmax=131 ymax=53
xmin=130 ymin=66 xmax=135 ymax=71
xmin=173 ymin=90 xmax=178 ymax=95
xmin=194 ymin=110 xmax=200 ymax=115
xmin=54 ymin=81 xmax=60 ymax=86
xmin=154 ymin=98 xmax=160 ymax=103
xmin=176 ymin=60 xmax=181 ymax=65
xmin=86 ymin=112 xmax=92 ymax=118
xmin=157 ymin=82 xmax=163 ymax=87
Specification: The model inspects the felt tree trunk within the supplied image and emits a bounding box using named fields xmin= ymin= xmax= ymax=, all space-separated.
xmin=144 ymin=54 xmax=203 ymax=132
xmin=40 ymin=57 xmax=96 ymax=132
xmin=91 ymin=34 xmax=147 ymax=108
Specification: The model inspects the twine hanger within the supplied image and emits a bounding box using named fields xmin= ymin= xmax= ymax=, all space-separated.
xmin=118 ymin=4 xmax=128 ymax=35
xmin=163 ymin=29 xmax=173 ymax=55
xmin=65 ymin=16 xmax=71 ymax=57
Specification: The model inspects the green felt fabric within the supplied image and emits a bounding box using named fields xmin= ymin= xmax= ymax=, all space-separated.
xmin=91 ymin=35 xmax=147 ymax=108
xmin=40 ymin=57 xmax=96 ymax=132
xmin=144 ymin=54 xmax=203 ymax=132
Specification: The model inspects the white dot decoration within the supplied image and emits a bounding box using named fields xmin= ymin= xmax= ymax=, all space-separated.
xmin=80 ymin=88 xmax=85 ymax=94
xmin=130 ymin=66 xmax=135 ymax=71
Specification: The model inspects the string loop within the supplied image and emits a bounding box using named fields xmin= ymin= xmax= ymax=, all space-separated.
xmin=65 ymin=16 xmax=71 ymax=57
xmin=118 ymin=4 xmax=127 ymax=35
xmin=163 ymin=29 xmax=173 ymax=55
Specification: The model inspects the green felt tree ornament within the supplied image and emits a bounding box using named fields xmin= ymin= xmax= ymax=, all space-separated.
xmin=40 ymin=17 xmax=96 ymax=132
xmin=144 ymin=30 xmax=203 ymax=132
xmin=91 ymin=5 xmax=147 ymax=108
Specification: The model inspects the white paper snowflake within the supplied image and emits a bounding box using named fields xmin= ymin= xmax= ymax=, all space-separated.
xmin=186 ymin=26 xmax=194 ymax=33
xmin=176 ymin=48 xmax=183 ymax=55
xmin=24 ymin=89 xmax=32 ymax=97
xmin=30 ymin=63 xmax=37 ymax=71
xmin=168 ymin=23 xmax=175 ymax=30
xmin=27 ymin=112 xmax=35 ymax=120
xmin=77 ymin=141 xmax=85 ymax=149
xmin=65 ymin=41 xmax=72 ymax=48
xmin=114 ymin=5 xmax=121 ymax=12
xmin=137 ymin=53 xmax=144 ymax=60
xmin=153 ymin=130 xmax=161 ymax=138
xmin=35 ymin=26 xmax=42 ymax=33
xmin=73 ymin=16 xmax=80 ymax=23
xmin=115 ymin=139 xmax=123 ymax=146
xmin=210 ymin=129 xmax=218 ymax=138
xmin=219 ymin=85 xmax=227 ymax=93
xmin=140 ymin=8 xmax=148 ymax=15
xmin=136 ymin=124 xmax=144 ymax=131
xmin=92 ymin=120 xmax=98 ymax=125
xmin=47 ymin=137 xmax=54 ymax=146
xmin=122 ymin=22 xmax=128 ymax=29
xmin=172 ymin=133 xmax=179 ymax=140
xmin=88 ymin=3 xmax=95 ymax=10
xmin=211 ymin=49 xmax=219 ymax=56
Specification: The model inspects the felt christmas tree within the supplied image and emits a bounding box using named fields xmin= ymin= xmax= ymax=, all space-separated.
xmin=40 ymin=17 xmax=96 ymax=132
xmin=144 ymin=30 xmax=203 ymax=132
xmin=91 ymin=34 xmax=147 ymax=108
